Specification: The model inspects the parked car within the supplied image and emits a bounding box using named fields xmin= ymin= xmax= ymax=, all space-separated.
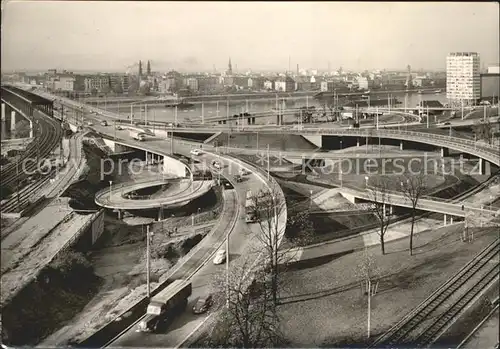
xmin=213 ymin=249 xmax=226 ymax=265
xmin=192 ymin=295 xmax=213 ymax=314
xmin=235 ymin=174 xmax=243 ymax=183
xmin=190 ymin=149 xmax=202 ymax=156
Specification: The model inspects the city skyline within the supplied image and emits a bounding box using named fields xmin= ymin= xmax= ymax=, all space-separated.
xmin=1 ymin=2 xmax=499 ymax=73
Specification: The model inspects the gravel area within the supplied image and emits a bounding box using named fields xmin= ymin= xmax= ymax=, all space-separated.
xmin=278 ymin=225 xmax=499 ymax=347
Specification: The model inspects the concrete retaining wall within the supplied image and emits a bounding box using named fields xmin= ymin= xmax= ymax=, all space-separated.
xmin=162 ymin=155 xmax=188 ymax=177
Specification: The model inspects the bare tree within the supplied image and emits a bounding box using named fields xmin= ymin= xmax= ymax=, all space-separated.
xmin=400 ymin=173 xmax=428 ymax=256
xmin=207 ymin=258 xmax=285 ymax=348
xmin=367 ymin=177 xmax=392 ymax=255
xmin=248 ymin=183 xmax=289 ymax=306
xmin=355 ymin=248 xmax=382 ymax=338
xmin=473 ymin=119 xmax=494 ymax=145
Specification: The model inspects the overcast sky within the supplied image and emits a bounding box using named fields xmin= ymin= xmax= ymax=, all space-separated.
xmin=1 ymin=1 xmax=499 ymax=73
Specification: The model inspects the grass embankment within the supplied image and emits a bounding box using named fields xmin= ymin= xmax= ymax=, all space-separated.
xmin=1 ymin=251 xmax=102 ymax=346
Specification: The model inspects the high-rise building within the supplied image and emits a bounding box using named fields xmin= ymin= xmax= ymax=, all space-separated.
xmin=147 ymin=60 xmax=151 ymax=76
xmin=139 ymin=60 xmax=143 ymax=77
xmin=446 ymin=52 xmax=480 ymax=105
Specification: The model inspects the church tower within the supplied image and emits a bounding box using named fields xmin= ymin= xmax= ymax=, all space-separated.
xmin=227 ymin=57 xmax=233 ymax=75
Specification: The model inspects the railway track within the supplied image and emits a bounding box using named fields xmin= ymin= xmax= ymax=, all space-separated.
xmin=1 ymin=107 xmax=63 ymax=213
xmin=371 ymin=239 xmax=500 ymax=348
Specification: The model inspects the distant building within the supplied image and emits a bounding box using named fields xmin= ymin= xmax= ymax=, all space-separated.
xmin=264 ymin=79 xmax=275 ymax=91
xmin=275 ymin=76 xmax=295 ymax=92
xmin=356 ymin=76 xmax=371 ymax=90
xmin=480 ymin=73 xmax=500 ymax=100
xmin=248 ymin=77 xmax=265 ymax=90
xmin=53 ymin=74 xmax=75 ymax=91
xmin=184 ymin=77 xmax=199 ymax=91
xmin=84 ymin=75 xmax=110 ymax=93
xmin=233 ymin=76 xmax=249 ymax=89
xmin=320 ymin=81 xmax=335 ymax=92
xmin=446 ymin=52 xmax=480 ymax=105
xmin=295 ymin=76 xmax=312 ymax=91
xmin=197 ymin=76 xmax=220 ymax=93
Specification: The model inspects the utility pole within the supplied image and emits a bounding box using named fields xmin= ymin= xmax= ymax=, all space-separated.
xmin=174 ymin=105 xmax=178 ymax=126
xmin=146 ymin=224 xmax=153 ymax=298
xmin=170 ymin=126 xmax=174 ymax=154
xmin=267 ymin=144 xmax=270 ymax=180
xmin=16 ymin=157 xmax=20 ymax=212
xmin=367 ymin=279 xmax=372 ymax=338
xmin=461 ymin=99 xmax=464 ymax=120
xmin=226 ymin=227 xmax=230 ymax=307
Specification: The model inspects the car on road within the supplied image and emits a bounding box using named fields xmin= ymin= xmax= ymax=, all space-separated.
xmin=239 ymin=168 xmax=251 ymax=176
xmin=190 ymin=149 xmax=202 ymax=156
xmin=100 ymin=120 xmax=108 ymax=126
xmin=192 ymin=295 xmax=213 ymax=314
xmin=443 ymin=122 xmax=451 ymax=125
xmin=235 ymin=174 xmax=243 ymax=183
xmin=212 ymin=160 xmax=221 ymax=169
xmin=213 ymin=249 xmax=226 ymax=265
xmin=116 ymin=125 xmax=123 ymax=130
xmin=86 ymin=121 xmax=94 ymax=126
xmin=220 ymin=178 xmax=234 ymax=189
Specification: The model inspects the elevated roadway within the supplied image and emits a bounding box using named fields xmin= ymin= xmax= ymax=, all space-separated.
xmin=339 ymin=187 xmax=499 ymax=218
xmin=94 ymin=178 xmax=214 ymax=210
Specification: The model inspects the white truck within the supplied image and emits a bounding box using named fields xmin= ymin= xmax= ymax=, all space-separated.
xmin=137 ymin=279 xmax=192 ymax=332
xmin=130 ymin=130 xmax=146 ymax=141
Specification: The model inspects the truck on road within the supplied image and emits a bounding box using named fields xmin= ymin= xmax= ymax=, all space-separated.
xmin=130 ymin=130 xmax=146 ymax=141
xmin=137 ymin=279 xmax=192 ymax=333
xmin=245 ymin=190 xmax=257 ymax=223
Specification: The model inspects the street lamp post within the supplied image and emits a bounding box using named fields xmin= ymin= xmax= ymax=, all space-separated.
xmin=146 ymin=224 xmax=154 ymax=298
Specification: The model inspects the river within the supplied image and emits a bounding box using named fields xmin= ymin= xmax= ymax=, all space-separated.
xmin=105 ymin=92 xmax=449 ymax=124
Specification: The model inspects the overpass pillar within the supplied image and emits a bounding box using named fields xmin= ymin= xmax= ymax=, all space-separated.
xmin=450 ymin=217 xmax=454 ymax=224
xmin=440 ymin=147 xmax=449 ymax=157
xmin=158 ymin=206 xmax=164 ymax=221
xmin=29 ymin=120 xmax=34 ymax=138
xmin=443 ymin=214 xmax=447 ymax=226
xmin=400 ymin=141 xmax=403 ymax=151
xmin=10 ymin=111 xmax=16 ymax=131
xmin=1 ymin=103 xmax=5 ymax=122
xmin=356 ymin=139 xmax=360 ymax=147
xmin=383 ymin=204 xmax=386 ymax=217
xmin=117 ymin=209 xmax=122 ymax=220
xmin=479 ymin=158 xmax=491 ymax=176
xmin=389 ymin=205 xmax=393 ymax=215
